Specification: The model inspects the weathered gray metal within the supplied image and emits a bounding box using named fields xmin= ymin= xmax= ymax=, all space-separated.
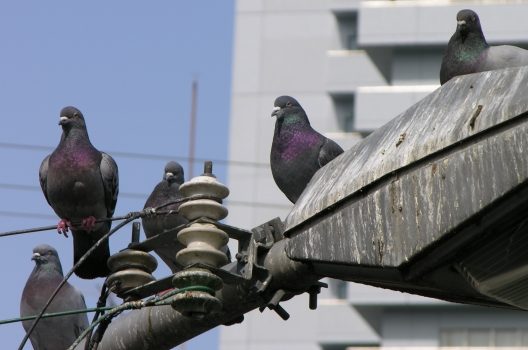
xmin=76 ymin=68 xmax=528 ymax=349
xmin=285 ymin=67 xmax=528 ymax=309
xmin=75 ymin=221 xmax=318 ymax=350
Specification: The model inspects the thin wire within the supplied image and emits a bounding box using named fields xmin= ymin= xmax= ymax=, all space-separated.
xmin=85 ymin=284 xmax=110 ymax=350
xmin=0 ymin=214 xmax=131 ymax=238
xmin=0 ymin=182 xmax=147 ymax=200
xmin=0 ymin=141 xmax=270 ymax=168
xmin=17 ymin=195 xmax=216 ymax=349
xmin=0 ymin=193 xmax=232 ymax=239
xmin=0 ymin=306 xmax=114 ymax=325
xmin=0 ymin=181 xmax=292 ymax=210
xmin=68 ymin=286 xmax=215 ymax=350
xmin=0 ymin=210 xmax=55 ymax=220
xmin=17 ymin=213 xmax=139 ymax=350
xmin=68 ymin=301 xmax=143 ymax=350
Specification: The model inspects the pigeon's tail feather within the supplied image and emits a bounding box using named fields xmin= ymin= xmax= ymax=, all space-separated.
xmin=71 ymin=223 xmax=111 ymax=279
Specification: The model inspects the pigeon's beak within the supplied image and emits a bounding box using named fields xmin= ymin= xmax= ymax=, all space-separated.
xmin=31 ymin=253 xmax=41 ymax=261
xmin=165 ymin=172 xmax=174 ymax=180
xmin=457 ymin=19 xmax=467 ymax=30
xmin=271 ymin=106 xmax=281 ymax=117
xmin=58 ymin=116 xmax=69 ymax=126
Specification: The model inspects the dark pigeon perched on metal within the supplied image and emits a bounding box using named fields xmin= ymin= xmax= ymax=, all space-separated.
xmin=270 ymin=96 xmax=344 ymax=204
xmin=39 ymin=106 xmax=119 ymax=279
xmin=20 ymin=244 xmax=89 ymax=350
xmin=142 ymin=161 xmax=188 ymax=273
xmin=440 ymin=9 xmax=528 ymax=85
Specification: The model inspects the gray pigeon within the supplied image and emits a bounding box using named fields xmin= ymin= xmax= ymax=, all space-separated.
xmin=142 ymin=161 xmax=188 ymax=273
xmin=39 ymin=106 xmax=119 ymax=279
xmin=270 ymin=96 xmax=344 ymax=203
xmin=20 ymin=244 xmax=89 ymax=350
xmin=440 ymin=9 xmax=528 ymax=85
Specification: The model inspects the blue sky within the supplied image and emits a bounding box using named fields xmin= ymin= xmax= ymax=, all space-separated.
xmin=0 ymin=1 xmax=234 ymax=349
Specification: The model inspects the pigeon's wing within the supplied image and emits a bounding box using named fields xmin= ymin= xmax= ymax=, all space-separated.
xmin=39 ymin=155 xmax=51 ymax=206
xmin=484 ymin=45 xmax=528 ymax=70
xmin=100 ymin=152 xmax=119 ymax=218
xmin=73 ymin=292 xmax=89 ymax=334
xmin=318 ymin=137 xmax=344 ymax=168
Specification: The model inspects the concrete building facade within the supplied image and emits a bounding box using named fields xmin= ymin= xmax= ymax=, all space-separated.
xmin=222 ymin=1 xmax=528 ymax=349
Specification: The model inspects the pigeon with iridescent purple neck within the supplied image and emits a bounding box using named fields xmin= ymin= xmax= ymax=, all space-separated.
xmin=440 ymin=9 xmax=528 ymax=85
xmin=20 ymin=244 xmax=89 ymax=350
xmin=270 ymin=96 xmax=344 ymax=203
xmin=39 ymin=106 xmax=119 ymax=279
xmin=143 ymin=161 xmax=188 ymax=273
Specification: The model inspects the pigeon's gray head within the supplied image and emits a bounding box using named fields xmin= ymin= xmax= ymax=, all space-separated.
xmin=271 ymin=96 xmax=304 ymax=120
xmin=31 ymin=244 xmax=61 ymax=269
xmin=164 ymin=161 xmax=185 ymax=184
xmin=59 ymin=106 xmax=86 ymax=130
xmin=456 ymin=9 xmax=481 ymax=37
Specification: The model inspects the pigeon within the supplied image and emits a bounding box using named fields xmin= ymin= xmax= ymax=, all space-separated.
xmin=39 ymin=106 xmax=119 ymax=279
xmin=440 ymin=9 xmax=528 ymax=85
xmin=270 ymin=96 xmax=344 ymax=203
xmin=20 ymin=244 xmax=89 ymax=350
xmin=142 ymin=161 xmax=188 ymax=273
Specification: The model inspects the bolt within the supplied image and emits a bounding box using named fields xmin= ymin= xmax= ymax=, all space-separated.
xmin=203 ymin=161 xmax=213 ymax=177
xmin=131 ymin=222 xmax=141 ymax=243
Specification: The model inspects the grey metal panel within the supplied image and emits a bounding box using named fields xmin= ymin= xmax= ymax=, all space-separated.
xmin=287 ymin=120 xmax=528 ymax=267
xmin=281 ymin=67 xmax=528 ymax=308
xmin=285 ymin=67 xmax=528 ymax=231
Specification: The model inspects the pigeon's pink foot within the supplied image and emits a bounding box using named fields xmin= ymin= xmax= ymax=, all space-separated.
xmin=81 ymin=216 xmax=97 ymax=231
xmin=57 ymin=219 xmax=71 ymax=237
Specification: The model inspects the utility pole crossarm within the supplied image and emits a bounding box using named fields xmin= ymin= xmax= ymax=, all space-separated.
xmin=284 ymin=66 xmax=528 ymax=310
xmin=75 ymin=221 xmax=319 ymax=350
xmin=75 ymin=67 xmax=528 ymax=350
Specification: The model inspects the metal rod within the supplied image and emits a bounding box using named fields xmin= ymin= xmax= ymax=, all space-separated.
xmin=188 ymin=79 xmax=198 ymax=178
xmin=131 ymin=222 xmax=141 ymax=243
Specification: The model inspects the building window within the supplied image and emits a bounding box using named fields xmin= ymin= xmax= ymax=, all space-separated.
xmin=440 ymin=328 xmax=528 ymax=348
xmin=332 ymin=94 xmax=355 ymax=132
xmin=328 ymin=278 xmax=348 ymax=299
xmin=390 ymin=47 xmax=445 ymax=85
xmin=336 ymin=12 xmax=358 ymax=50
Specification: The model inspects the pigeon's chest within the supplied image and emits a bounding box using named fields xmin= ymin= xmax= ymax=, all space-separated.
xmin=273 ymin=129 xmax=321 ymax=163
xmin=22 ymin=274 xmax=64 ymax=312
xmin=47 ymin=148 xmax=103 ymax=206
xmin=145 ymin=183 xmax=183 ymax=210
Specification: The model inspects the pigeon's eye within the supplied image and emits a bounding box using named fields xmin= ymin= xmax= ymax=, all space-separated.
xmin=73 ymin=113 xmax=79 ymax=117
xmin=286 ymin=102 xmax=292 ymax=107
xmin=471 ymin=16 xmax=475 ymax=21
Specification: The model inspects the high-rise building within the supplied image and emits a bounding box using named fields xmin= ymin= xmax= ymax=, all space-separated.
xmin=222 ymin=1 xmax=528 ymax=349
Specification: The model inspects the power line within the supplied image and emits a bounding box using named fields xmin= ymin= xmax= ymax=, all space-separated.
xmin=0 ymin=141 xmax=270 ymax=168
xmin=0 ymin=183 xmax=146 ymax=200
xmin=18 ymin=213 xmax=140 ymax=350
xmin=0 ymin=194 xmax=290 ymax=239
xmin=0 ymin=306 xmax=115 ymax=325
xmin=0 ymin=183 xmax=292 ymax=209
xmin=69 ymin=286 xmax=215 ymax=350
